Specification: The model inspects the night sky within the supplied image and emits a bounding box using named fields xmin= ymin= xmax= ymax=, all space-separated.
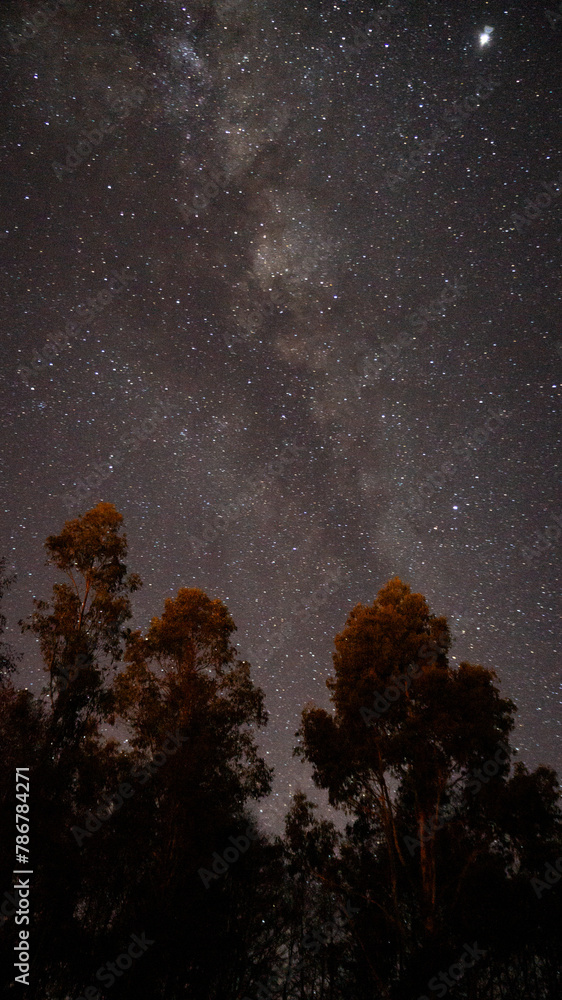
xmin=1 ymin=0 xmax=560 ymax=832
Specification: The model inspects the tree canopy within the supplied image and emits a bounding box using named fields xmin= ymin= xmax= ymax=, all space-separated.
xmin=0 ymin=510 xmax=559 ymax=1000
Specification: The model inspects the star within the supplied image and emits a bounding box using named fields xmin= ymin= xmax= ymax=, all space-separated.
xmin=479 ymin=26 xmax=494 ymax=47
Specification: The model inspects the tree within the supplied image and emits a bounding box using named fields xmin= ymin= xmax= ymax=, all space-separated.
xmin=1 ymin=506 xmax=144 ymax=998
xmin=20 ymin=502 xmax=141 ymax=736
xmin=295 ymin=578 xmax=533 ymax=994
xmin=3 ymin=517 xmax=561 ymax=1000
xmin=277 ymin=793 xmax=352 ymax=1000
xmin=109 ymin=586 xmax=274 ymax=999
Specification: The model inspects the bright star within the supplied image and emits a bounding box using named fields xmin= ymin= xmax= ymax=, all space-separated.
xmin=479 ymin=26 xmax=493 ymax=47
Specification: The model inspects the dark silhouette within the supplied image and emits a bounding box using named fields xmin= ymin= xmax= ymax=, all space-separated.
xmin=0 ymin=507 xmax=560 ymax=999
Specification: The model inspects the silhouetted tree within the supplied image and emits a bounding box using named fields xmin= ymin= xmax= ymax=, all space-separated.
xmin=296 ymin=577 xmax=562 ymax=998
xmin=20 ymin=502 xmax=141 ymax=740
xmin=1 ymin=517 xmax=561 ymax=1000
xmin=106 ymin=586 xmax=274 ymax=999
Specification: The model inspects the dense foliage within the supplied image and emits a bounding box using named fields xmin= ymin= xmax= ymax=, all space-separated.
xmin=0 ymin=506 xmax=560 ymax=999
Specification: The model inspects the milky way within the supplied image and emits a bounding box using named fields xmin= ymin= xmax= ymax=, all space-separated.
xmin=1 ymin=0 xmax=560 ymax=831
